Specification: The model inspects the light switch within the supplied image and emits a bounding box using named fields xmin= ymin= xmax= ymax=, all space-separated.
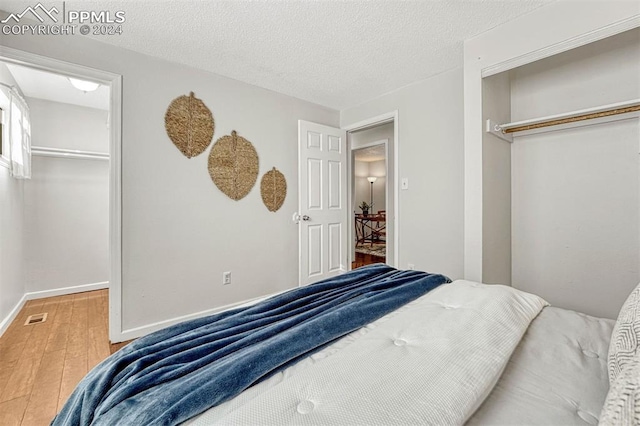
xmin=401 ymin=178 xmax=409 ymax=190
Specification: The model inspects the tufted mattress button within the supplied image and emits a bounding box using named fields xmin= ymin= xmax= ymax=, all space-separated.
xmin=581 ymin=349 xmax=599 ymax=358
xmin=576 ymin=409 xmax=598 ymax=425
xmin=297 ymin=400 xmax=315 ymax=415
xmin=394 ymin=338 xmax=407 ymax=346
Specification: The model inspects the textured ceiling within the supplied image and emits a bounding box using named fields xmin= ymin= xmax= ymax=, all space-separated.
xmin=355 ymin=144 xmax=386 ymax=162
xmin=2 ymin=0 xmax=552 ymax=109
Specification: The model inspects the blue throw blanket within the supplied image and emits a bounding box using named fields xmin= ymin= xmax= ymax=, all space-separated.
xmin=52 ymin=264 xmax=449 ymax=425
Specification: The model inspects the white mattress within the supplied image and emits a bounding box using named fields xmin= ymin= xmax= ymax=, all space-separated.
xmin=184 ymin=283 xmax=614 ymax=425
xmin=186 ymin=281 xmax=547 ymax=425
xmin=468 ymin=306 xmax=615 ymax=425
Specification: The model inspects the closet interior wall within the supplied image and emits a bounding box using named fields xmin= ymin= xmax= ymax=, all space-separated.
xmin=482 ymin=72 xmax=512 ymax=286
xmin=0 ymin=63 xmax=25 ymax=325
xmin=24 ymin=97 xmax=109 ymax=294
xmin=483 ymin=28 xmax=640 ymax=319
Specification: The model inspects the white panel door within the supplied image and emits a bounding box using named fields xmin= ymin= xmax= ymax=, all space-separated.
xmin=298 ymin=120 xmax=347 ymax=286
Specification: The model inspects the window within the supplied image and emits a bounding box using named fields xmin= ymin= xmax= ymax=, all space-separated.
xmin=0 ymin=85 xmax=30 ymax=178
xmin=0 ymin=90 xmax=10 ymax=168
xmin=0 ymin=108 xmax=4 ymax=158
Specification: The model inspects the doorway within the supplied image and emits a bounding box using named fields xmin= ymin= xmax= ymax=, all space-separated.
xmin=347 ymin=119 xmax=396 ymax=269
xmin=296 ymin=113 xmax=397 ymax=283
xmin=0 ymin=47 xmax=122 ymax=342
xmin=351 ymin=141 xmax=387 ymax=268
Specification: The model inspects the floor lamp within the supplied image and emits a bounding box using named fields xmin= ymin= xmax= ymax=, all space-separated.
xmin=367 ymin=176 xmax=377 ymax=212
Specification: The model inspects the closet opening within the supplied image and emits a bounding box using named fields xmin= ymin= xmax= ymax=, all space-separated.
xmin=0 ymin=47 xmax=123 ymax=342
xmin=481 ymin=27 xmax=640 ymax=320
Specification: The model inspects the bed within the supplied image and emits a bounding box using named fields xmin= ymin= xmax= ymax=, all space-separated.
xmin=54 ymin=264 xmax=640 ymax=425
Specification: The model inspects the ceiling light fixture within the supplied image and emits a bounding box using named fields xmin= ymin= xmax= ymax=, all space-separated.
xmin=68 ymin=77 xmax=100 ymax=92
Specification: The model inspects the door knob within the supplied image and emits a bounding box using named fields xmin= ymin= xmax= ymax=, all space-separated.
xmin=302 ymin=215 xmax=310 ymax=221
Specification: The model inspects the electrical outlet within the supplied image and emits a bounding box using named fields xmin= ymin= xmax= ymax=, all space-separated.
xmin=407 ymin=263 xmax=415 ymax=270
xmin=223 ymin=271 xmax=232 ymax=285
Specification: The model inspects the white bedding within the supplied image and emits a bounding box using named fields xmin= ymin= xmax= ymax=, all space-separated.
xmin=186 ymin=280 xmax=547 ymax=425
xmin=468 ymin=306 xmax=615 ymax=425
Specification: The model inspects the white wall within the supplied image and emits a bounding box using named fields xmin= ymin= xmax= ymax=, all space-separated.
xmin=1 ymin=16 xmax=339 ymax=338
xmin=0 ymin=170 xmax=23 ymax=328
xmin=353 ymin=162 xmax=370 ymax=211
xmin=368 ymin=160 xmax=387 ymax=213
xmin=510 ymin=29 xmax=640 ymax=122
xmin=27 ymin=97 xmax=108 ymax=152
xmin=342 ymin=68 xmax=464 ymax=279
xmin=511 ymin=29 xmax=640 ymax=319
xmin=0 ymin=62 xmax=25 ymax=331
xmin=353 ymin=160 xmax=386 ymax=214
xmin=24 ymin=98 xmax=109 ymax=294
xmin=482 ymin=72 xmax=511 ymax=285
xmin=351 ymin=123 xmax=394 ymax=149
xmin=463 ymin=0 xmax=639 ymax=282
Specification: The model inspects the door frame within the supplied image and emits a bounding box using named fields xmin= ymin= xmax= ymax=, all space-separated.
xmin=0 ymin=46 xmax=123 ymax=342
xmin=343 ymin=110 xmax=399 ymax=268
xmin=350 ymin=139 xmax=389 ymax=266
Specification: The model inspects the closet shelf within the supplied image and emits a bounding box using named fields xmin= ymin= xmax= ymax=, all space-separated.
xmin=486 ymin=99 xmax=640 ymax=141
xmin=32 ymin=146 xmax=109 ymax=161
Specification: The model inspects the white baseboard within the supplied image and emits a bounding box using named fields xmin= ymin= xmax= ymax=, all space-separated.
xmin=0 ymin=294 xmax=27 ymax=336
xmin=115 ymin=289 xmax=288 ymax=343
xmin=24 ymin=281 xmax=109 ymax=301
xmin=0 ymin=281 xmax=109 ymax=337
xmin=1 ymin=281 xmax=286 ymax=344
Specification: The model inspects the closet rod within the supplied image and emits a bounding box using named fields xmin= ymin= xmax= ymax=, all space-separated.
xmin=32 ymin=146 xmax=109 ymax=161
xmin=498 ymin=99 xmax=640 ymax=134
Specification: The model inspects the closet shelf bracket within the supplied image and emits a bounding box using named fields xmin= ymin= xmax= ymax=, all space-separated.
xmin=485 ymin=119 xmax=513 ymax=143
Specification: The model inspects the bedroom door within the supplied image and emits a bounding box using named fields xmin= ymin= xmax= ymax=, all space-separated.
xmin=297 ymin=120 xmax=348 ymax=286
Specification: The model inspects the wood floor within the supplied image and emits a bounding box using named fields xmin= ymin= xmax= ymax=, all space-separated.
xmin=351 ymin=252 xmax=386 ymax=269
xmin=0 ymin=290 xmax=112 ymax=425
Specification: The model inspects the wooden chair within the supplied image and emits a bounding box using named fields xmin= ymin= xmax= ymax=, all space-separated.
xmin=371 ymin=212 xmax=386 ymax=244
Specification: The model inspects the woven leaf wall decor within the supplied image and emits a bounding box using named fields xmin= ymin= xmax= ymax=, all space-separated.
xmin=208 ymin=130 xmax=259 ymax=200
xmin=165 ymin=92 xmax=214 ymax=158
xmin=260 ymin=167 xmax=287 ymax=212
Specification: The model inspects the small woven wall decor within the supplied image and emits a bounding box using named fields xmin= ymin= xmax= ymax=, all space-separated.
xmin=260 ymin=167 xmax=287 ymax=212
xmin=208 ymin=130 xmax=259 ymax=201
xmin=165 ymin=92 xmax=214 ymax=158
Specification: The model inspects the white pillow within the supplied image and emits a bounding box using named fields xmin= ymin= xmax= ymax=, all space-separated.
xmin=599 ymin=356 xmax=640 ymax=426
xmin=608 ymin=282 xmax=640 ymax=383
